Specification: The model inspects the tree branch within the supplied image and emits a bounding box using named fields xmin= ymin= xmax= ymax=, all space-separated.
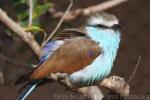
xmin=0 ymin=8 xmax=42 ymax=57
xmin=100 ymin=76 xmax=129 ymax=97
xmin=50 ymin=74 xmax=129 ymax=98
xmin=0 ymin=0 xmax=130 ymax=99
xmin=28 ymin=0 xmax=33 ymax=27
xmin=78 ymin=86 xmax=104 ymax=100
xmin=49 ymin=0 xmax=128 ymax=21
xmin=42 ymin=0 xmax=74 ymax=47
xmin=0 ymin=8 xmax=101 ymax=100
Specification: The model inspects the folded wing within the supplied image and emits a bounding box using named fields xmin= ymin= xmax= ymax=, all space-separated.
xmin=31 ymin=37 xmax=101 ymax=79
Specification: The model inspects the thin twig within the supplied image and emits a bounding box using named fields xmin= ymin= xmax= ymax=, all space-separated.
xmin=41 ymin=31 xmax=47 ymax=46
xmin=28 ymin=0 xmax=33 ymax=26
xmin=0 ymin=8 xmax=42 ymax=57
xmin=42 ymin=1 xmax=74 ymax=47
xmin=0 ymin=1 xmax=130 ymax=99
xmin=127 ymin=56 xmax=141 ymax=84
xmin=50 ymin=0 xmax=128 ymax=21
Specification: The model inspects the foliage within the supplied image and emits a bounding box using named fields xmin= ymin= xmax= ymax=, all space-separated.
xmin=13 ymin=0 xmax=53 ymax=34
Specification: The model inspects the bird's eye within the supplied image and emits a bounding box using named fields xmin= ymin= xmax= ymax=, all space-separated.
xmin=95 ymin=24 xmax=108 ymax=29
xmin=111 ymin=24 xmax=122 ymax=30
xmin=87 ymin=24 xmax=108 ymax=29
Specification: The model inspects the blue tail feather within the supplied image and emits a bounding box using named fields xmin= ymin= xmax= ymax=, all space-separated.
xmin=16 ymin=81 xmax=41 ymax=100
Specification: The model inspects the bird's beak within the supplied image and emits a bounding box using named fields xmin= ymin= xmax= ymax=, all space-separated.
xmin=111 ymin=24 xmax=122 ymax=30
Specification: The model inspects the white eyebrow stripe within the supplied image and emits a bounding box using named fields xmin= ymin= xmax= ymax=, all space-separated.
xmin=88 ymin=13 xmax=119 ymax=27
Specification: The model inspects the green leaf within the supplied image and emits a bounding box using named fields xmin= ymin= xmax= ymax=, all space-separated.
xmin=13 ymin=0 xmax=28 ymax=7
xmin=33 ymin=0 xmax=38 ymax=6
xmin=25 ymin=26 xmax=45 ymax=33
xmin=19 ymin=17 xmax=40 ymax=27
xmin=17 ymin=11 xmax=28 ymax=21
xmin=19 ymin=20 xmax=28 ymax=27
xmin=32 ymin=3 xmax=53 ymax=19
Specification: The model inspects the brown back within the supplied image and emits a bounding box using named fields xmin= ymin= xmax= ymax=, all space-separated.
xmin=31 ymin=37 xmax=101 ymax=79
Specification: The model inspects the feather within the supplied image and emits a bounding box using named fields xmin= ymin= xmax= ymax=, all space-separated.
xmin=54 ymin=28 xmax=88 ymax=40
xmin=39 ymin=40 xmax=64 ymax=64
xmin=40 ymin=28 xmax=89 ymax=64
xmin=15 ymin=12 xmax=121 ymax=98
xmin=16 ymin=80 xmax=40 ymax=100
xmin=15 ymin=28 xmax=99 ymax=99
xmin=31 ymin=37 xmax=101 ymax=79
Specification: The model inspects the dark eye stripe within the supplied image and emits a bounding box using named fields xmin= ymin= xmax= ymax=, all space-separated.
xmin=95 ymin=24 xmax=109 ymax=29
xmin=88 ymin=24 xmax=122 ymax=30
xmin=88 ymin=24 xmax=109 ymax=29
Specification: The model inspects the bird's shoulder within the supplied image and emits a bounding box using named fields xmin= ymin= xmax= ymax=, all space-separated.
xmin=31 ymin=36 xmax=102 ymax=79
xmin=53 ymin=28 xmax=88 ymax=40
xmin=39 ymin=28 xmax=88 ymax=64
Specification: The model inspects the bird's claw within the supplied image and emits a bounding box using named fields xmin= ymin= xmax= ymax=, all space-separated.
xmin=49 ymin=73 xmax=76 ymax=91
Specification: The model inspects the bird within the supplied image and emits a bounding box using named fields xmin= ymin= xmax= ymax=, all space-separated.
xmin=15 ymin=12 xmax=122 ymax=100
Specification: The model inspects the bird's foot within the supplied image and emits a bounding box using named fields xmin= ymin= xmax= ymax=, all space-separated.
xmin=49 ymin=73 xmax=76 ymax=91
xmin=49 ymin=73 xmax=67 ymax=80
xmin=60 ymin=74 xmax=77 ymax=92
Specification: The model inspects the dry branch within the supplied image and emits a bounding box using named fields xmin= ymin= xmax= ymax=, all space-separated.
xmin=0 ymin=0 xmax=130 ymax=99
xmin=100 ymin=76 xmax=129 ymax=96
xmin=0 ymin=8 xmax=102 ymax=100
xmin=49 ymin=0 xmax=128 ymax=21
xmin=28 ymin=0 xmax=33 ymax=27
xmin=42 ymin=1 xmax=74 ymax=46
xmin=0 ymin=9 xmax=42 ymax=57
xmin=78 ymin=86 xmax=104 ymax=100
xmin=50 ymin=73 xmax=130 ymax=98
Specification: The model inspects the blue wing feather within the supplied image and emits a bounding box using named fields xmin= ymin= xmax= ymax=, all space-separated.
xmin=39 ymin=40 xmax=64 ymax=64
xmin=16 ymin=40 xmax=64 ymax=100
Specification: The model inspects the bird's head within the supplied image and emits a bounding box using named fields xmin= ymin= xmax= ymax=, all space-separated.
xmin=85 ymin=12 xmax=121 ymax=49
xmin=86 ymin=12 xmax=121 ymax=32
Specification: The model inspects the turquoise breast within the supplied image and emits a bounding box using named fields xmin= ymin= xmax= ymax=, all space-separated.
xmin=69 ymin=26 xmax=121 ymax=86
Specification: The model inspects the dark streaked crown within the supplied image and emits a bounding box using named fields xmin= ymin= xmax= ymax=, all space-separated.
xmin=87 ymin=12 xmax=121 ymax=30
